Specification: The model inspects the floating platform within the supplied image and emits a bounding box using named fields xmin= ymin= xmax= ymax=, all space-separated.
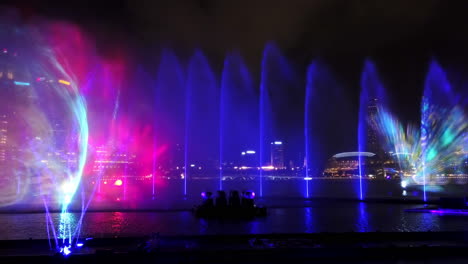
xmin=193 ymin=206 xmax=267 ymax=218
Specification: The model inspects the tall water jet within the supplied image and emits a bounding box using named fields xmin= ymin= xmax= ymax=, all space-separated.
xmin=185 ymin=50 xmax=218 ymax=197
xmin=259 ymin=43 xmax=295 ymax=197
xmin=358 ymin=60 xmax=388 ymax=200
xmin=304 ymin=65 xmax=313 ymax=198
xmin=420 ymin=60 xmax=458 ymax=201
xmin=373 ymin=60 xmax=467 ymax=201
xmin=219 ymin=53 xmax=255 ymax=191
xmin=219 ymin=61 xmax=226 ymax=191
xmin=0 ymin=22 xmax=94 ymax=252
xmin=219 ymin=52 xmax=259 ymax=193
xmin=305 ymin=61 xmax=350 ymax=198
xmin=155 ymin=50 xmax=185 ymax=197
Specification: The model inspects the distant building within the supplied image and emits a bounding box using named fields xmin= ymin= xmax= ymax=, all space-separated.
xmin=366 ymin=98 xmax=380 ymax=155
xmin=92 ymin=145 xmax=138 ymax=182
xmin=0 ymin=49 xmax=33 ymax=169
xmin=271 ymin=141 xmax=285 ymax=169
xmin=240 ymin=150 xmax=257 ymax=167
xmin=0 ymin=114 xmax=7 ymax=163
xmin=323 ymin=152 xmax=384 ymax=178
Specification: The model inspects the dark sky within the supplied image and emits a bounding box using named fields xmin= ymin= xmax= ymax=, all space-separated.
xmin=9 ymin=0 xmax=468 ymax=91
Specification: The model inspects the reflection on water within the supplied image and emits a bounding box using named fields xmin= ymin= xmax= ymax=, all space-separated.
xmin=304 ymin=207 xmax=313 ymax=233
xmin=198 ymin=218 xmax=209 ymax=235
xmin=111 ymin=212 xmax=125 ymax=234
xmin=1 ymin=201 xmax=468 ymax=240
xmin=357 ymin=202 xmax=370 ymax=232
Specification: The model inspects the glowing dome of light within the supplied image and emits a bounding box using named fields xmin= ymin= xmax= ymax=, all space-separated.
xmin=333 ymin=152 xmax=376 ymax=158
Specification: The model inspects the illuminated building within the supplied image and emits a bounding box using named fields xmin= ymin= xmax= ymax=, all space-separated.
xmin=92 ymin=145 xmax=139 ymax=182
xmin=323 ymin=152 xmax=384 ymax=178
xmin=0 ymin=114 xmax=7 ymax=163
xmin=367 ymin=98 xmax=387 ymax=161
xmin=0 ymin=49 xmax=32 ymax=169
xmin=270 ymin=141 xmax=285 ymax=169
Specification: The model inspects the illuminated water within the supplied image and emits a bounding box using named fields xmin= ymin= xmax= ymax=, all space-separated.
xmin=358 ymin=60 xmax=388 ymax=200
xmin=219 ymin=53 xmax=256 ymax=191
xmin=3 ymin=200 xmax=468 ymax=240
xmin=304 ymin=61 xmax=352 ymax=198
xmin=0 ymin=19 xmax=466 ymax=254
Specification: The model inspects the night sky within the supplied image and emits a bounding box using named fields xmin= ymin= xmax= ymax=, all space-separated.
xmin=8 ymin=1 xmax=466 ymax=98
xmin=2 ymin=0 xmax=468 ymax=160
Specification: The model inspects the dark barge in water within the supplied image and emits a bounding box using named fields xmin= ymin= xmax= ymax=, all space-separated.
xmin=193 ymin=190 xmax=267 ymax=218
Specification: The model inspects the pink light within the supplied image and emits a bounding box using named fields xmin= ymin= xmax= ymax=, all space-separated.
xmin=103 ymin=181 xmax=107 ymax=185
xmin=114 ymin=179 xmax=123 ymax=186
xmin=429 ymin=209 xmax=468 ymax=215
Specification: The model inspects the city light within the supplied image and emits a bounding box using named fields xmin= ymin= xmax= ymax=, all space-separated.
xmin=114 ymin=179 xmax=123 ymax=186
xmin=60 ymin=246 xmax=71 ymax=256
xmin=246 ymin=150 xmax=256 ymax=154
xmin=58 ymin=79 xmax=71 ymax=85
xmin=13 ymin=81 xmax=30 ymax=86
xmin=273 ymin=141 xmax=282 ymax=145
xmin=401 ymin=180 xmax=408 ymax=189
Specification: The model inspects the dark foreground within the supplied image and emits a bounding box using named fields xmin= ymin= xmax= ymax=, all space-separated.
xmin=2 ymin=232 xmax=468 ymax=263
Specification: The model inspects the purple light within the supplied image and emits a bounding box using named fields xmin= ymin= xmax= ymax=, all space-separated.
xmin=429 ymin=209 xmax=468 ymax=215
xmin=201 ymin=192 xmax=206 ymax=198
xmin=245 ymin=191 xmax=255 ymax=199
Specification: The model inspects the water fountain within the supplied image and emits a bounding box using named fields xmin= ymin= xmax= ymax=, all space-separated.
xmin=373 ymin=60 xmax=468 ymax=202
xmin=420 ymin=61 xmax=462 ymax=201
xmin=258 ymin=43 xmax=296 ymax=197
xmin=155 ymin=49 xmax=185 ymax=198
xmin=305 ymin=60 xmax=351 ymax=198
xmin=185 ymin=51 xmax=219 ymax=197
xmin=219 ymin=52 xmax=255 ymax=191
xmin=358 ymin=60 xmax=388 ymax=200
xmin=3 ymin=13 xmax=468 ymax=256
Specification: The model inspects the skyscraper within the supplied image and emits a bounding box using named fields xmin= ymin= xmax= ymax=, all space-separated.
xmin=271 ymin=141 xmax=285 ymax=169
xmin=366 ymin=98 xmax=379 ymax=155
xmin=0 ymin=48 xmax=24 ymax=168
xmin=0 ymin=113 xmax=7 ymax=164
